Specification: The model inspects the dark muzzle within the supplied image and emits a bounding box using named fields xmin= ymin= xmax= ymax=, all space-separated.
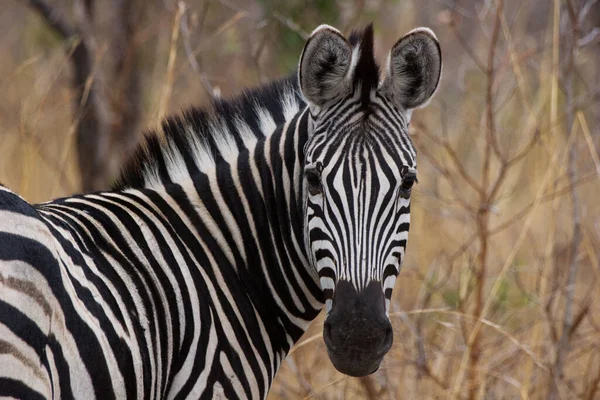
xmin=323 ymin=280 xmax=393 ymax=376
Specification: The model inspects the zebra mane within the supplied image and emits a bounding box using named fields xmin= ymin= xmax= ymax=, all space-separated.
xmin=348 ymin=24 xmax=380 ymax=108
xmin=113 ymin=74 xmax=305 ymax=190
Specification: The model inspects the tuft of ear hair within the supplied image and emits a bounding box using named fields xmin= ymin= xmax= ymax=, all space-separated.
xmin=380 ymin=28 xmax=442 ymax=111
xmin=298 ymin=25 xmax=353 ymax=107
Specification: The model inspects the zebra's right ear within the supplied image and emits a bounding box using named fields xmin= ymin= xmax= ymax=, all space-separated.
xmin=299 ymin=25 xmax=353 ymax=107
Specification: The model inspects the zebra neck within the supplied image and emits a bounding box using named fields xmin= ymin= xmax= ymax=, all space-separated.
xmin=247 ymin=107 xmax=324 ymax=341
xmin=172 ymin=107 xmax=324 ymax=378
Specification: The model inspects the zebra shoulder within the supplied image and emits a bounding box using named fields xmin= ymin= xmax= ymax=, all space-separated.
xmin=0 ymin=185 xmax=59 ymax=281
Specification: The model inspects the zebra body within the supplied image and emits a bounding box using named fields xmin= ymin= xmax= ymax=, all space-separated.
xmin=0 ymin=24 xmax=441 ymax=399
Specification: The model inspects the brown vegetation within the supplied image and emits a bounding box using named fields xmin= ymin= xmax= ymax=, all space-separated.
xmin=1 ymin=0 xmax=599 ymax=398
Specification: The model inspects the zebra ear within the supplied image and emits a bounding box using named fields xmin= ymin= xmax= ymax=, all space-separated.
xmin=380 ymin=28 xmax=442 ymax=110
xmin=299 ymin=25 xmax=353 ymax=107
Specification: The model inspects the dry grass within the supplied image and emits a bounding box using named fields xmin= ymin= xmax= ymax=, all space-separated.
xmin=1 ymin=0 xmax=599 ymax=398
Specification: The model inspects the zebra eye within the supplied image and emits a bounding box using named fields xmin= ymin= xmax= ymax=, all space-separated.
xmin=400 ymin=174 xmax=416 ymax=198
xmin=305 ymin=169 xmax=322 ymax=195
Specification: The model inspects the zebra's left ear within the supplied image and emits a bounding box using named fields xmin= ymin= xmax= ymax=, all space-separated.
xmin=380 ymin=28 xmax=442 ymax=111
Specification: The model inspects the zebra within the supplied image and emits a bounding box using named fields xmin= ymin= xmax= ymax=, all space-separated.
xmin=0 ymin=24 xmax=441 ymax=399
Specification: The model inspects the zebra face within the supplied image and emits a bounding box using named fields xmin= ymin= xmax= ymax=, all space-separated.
xmin=299 ymin=25 xmax=441 ymax=376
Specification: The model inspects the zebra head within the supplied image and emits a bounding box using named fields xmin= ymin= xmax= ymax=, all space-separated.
xmin=299 ymin=25 xmax=441 ymax=376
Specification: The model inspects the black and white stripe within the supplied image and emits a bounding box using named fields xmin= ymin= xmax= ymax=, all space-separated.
xmin=0 ymin=24 xmax=441 ymax=398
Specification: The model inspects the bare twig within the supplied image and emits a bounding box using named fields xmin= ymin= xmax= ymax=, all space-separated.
xmin=551 ymin=0 xmax=583 ymax=394
xmin=272 ymin=11 xmax=309 ymax=40
xmin=448 ymin=19 xmax=486 ymax=73
xmin=461 ymin=2 xmax=505 ymax=397
xmin=157 ymin=1 xmax=185 ymax=122
xmin=180 ymin=1 xmax=217 ymax=99
xmin=21 ymin=0 xmax=75 ymax=39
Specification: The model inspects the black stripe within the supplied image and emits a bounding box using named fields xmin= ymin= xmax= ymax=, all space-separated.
xmin=0 ymin=378 xmax=46 ymax=400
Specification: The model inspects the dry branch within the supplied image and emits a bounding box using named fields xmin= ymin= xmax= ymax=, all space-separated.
xmin=22 ymin=0 xmax=110 ymax=191
xmin=21 ymin=0 xmax=147 ymax=192
xmin=22 ymin=0 xmax=75 ymax=39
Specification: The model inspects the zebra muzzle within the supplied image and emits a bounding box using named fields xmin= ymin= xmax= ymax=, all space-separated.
xmin=323 ymin=280 xmax=393 ymax=377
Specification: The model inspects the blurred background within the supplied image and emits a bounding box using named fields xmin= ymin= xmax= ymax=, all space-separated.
xmin=1 ymin=0 xmax=599 ymax=398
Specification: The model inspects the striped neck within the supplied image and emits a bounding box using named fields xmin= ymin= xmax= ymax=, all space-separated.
xmin=236 ymin=105 xmax=323 ymax=341
xmin=166 ymin=105 xmax=323 ymax=377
